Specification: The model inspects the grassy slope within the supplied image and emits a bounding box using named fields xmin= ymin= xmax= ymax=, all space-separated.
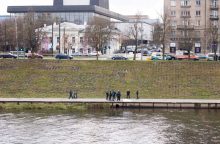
xmin=0 ymin=60 xmax=220 ymax=99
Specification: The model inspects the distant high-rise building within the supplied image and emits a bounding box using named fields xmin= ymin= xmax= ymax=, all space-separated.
xmin=164 ymin=0 xmax=220 ymax=53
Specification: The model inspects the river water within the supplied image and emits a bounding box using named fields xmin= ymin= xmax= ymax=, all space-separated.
xmin=0 ymin=109 xmax=220 ymax=144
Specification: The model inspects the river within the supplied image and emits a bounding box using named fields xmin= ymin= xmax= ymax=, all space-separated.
xmin=0 ymin=109 xmax=220 ymax=144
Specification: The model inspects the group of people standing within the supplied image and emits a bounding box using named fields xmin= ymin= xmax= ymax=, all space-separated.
xmin=106 ymin=89 xmax=139 ymax=101
xmin=105 ymin=90 xmax=121 ymax=101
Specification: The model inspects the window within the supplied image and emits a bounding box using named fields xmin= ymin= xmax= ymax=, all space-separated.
xmin=181 ymin=11 xmax=190 ymax=16
xmin=196 ymin=0 xmax=201 ymax=6
xmin=213 ymin=21 xmax=218 ymax=27
xmin=72 ymin=48 xmax=75 ymax=53
xmin=181 ymin=0 xmax=191 ymax=6
xmin=195 ymin=31 xmax=200 ymax=37
xmin=195 ymin=20 xmax=201 ymax=26
xmin=196 ymin=11 xmax=201 ymax=16
xmin=72 ymin=37 xmax=75 ymax=44
xmin=171 ymin=11 xmax=176 ymax=16
xmin=171 ymin=20 xmax=177 ymax=27
xmin=211 ymin=0 xmax=218 ymax=7
xmin=80 ymin=37 xmax=83 ymax=43
xmin=171 ymin=31 xmax=176 ymax=37
xmin=182 ymin=20 xmax=190 ymax=26
xmin=171 ymin=0 xmax=176 ymax=6
xmin=57 ymin=37 xmax=60 ymax=43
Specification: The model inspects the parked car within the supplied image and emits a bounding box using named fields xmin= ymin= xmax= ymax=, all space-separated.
xmin=111 ymin=55 xmax=128 ymax=60
xmin=151 ymin=52 xmax=163 ymax=60
xmin=88 ymin=51 xmax=100 ymax=56
xmin=142 ymin=50 xmax=152 ymax=56
xmin=175 ymin=51 xmax=199 ymax=61
xmin=164 ymin=54 xmax=176 ymax=60
xmin=207 ymin=53 xmax=220 ymax=61
xmin=55 ymin=54 xmax=73 ymax=60
xmin=195 ymin=53 xmax=207 ymax=60
xmin=71 ymin=52 xmax=83 ymax=57
xmin=0 ymin=53 xmax=17 ymax=59
xmin=27 ymin=53 xmax=43 ymax=59
xmin=176 ymin=55 xmax=199 ymax=61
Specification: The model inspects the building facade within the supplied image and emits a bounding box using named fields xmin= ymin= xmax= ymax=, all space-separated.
xmin=8 ymin=0 xmax=128 ymax=25
xmin=39 ymin=22 xmax=121 ymax=55
xmin=164 ymin=0 xmax=220 ymax=53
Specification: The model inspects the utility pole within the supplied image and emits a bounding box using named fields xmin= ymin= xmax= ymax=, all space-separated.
xmin=52 ymin=23 xmax=54 ymax=56
xmin=63 ymin=27 xmax=66 ymax=54
xmin=141 ymin=22 xmax=143 ymax=61
xmin=15 ymin=16 xmax=19 ymax=58
xmin=204 ymin=0 xmax=207 ymax=54
xmin=4 ymin=22 xmax=6 ymax=52
xmin=59 ymin=23 xmax=61 ymax=54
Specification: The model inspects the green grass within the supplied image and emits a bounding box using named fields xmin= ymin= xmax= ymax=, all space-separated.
xmin=0 ymin=59 xmax=220 ymax=99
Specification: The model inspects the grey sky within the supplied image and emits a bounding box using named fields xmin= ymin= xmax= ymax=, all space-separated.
xmin=0 ymin=0 xmax=163 ymax=18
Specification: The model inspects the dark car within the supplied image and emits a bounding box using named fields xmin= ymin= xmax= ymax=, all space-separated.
xmin=111 ymin=55 xmax=128 ymax=60
xmin=0 ymin=53 xmax=17 ymax=59
xmin=165 ymin=54 xmax=176 ymax=60
xmin=55 ymin=54 xmax=73 ymax=60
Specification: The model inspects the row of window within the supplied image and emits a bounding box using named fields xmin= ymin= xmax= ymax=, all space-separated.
xmin=171 ymin=0 xmax=218 ymax=7
xmin=170 ymin=31 xmax=201 ymax=37
xmin=170 ymin=20 xmax=219 ymax=27
xmin=171 ymin=10 xmax=218 ymax=17
xmin=15 ymin=12 xmax=112 ymax=25
xmin=56 ymin=36 xmax=84 ymax=44
xmin=170 ymin=20 xmax=200 ymax=26
xmin=171 ymin=10 xmax=201 ymax=16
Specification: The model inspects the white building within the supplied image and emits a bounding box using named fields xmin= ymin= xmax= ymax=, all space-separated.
xmin=39 ymin=22 xmax=121 ymax=55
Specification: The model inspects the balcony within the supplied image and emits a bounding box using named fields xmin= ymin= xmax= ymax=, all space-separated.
xmin=180 ymin=15 xmax=191 ymax=18
xmin=180 ymin=5 xmax=191 ymax=8
xmin=210 ymin=4 xmax=219 ymax=10
xmin=210 ymin=15 xmax=219 ymax=20
xmin=177 ymin=25 xmax=194 ymax=30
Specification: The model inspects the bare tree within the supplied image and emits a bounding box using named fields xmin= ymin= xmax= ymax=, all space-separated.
xmin=158 ymin=12 xmax=171 ymax=60
xmin=207 ymin=22 xmax=219 ymax=61
xmin=0 ymin=19 xmax=17 ymax=52
xmin=152 ymin=22 xmax=162 ymax=49
xmin=85 ymin=17 xmax=115 ymax=60
xmin=125 ymin=13 xmax=143 ymax=60
xmin=177 ymin=17 xmax=195 ymax=60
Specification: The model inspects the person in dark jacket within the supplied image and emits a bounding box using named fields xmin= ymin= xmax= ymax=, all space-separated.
xmin=126 ymin=90 xmax=130 ymax=99
xmin=109 ymin=91 xmax=112 ymax=101
xmin=112 ymin=90 xmax=116 ymax=101
xmin=117 ymin=90 xmax=121 ymax=101
xmin=136 ymin=90 xmax=139 ymax=99
xmin=106 ymin=91 xmax=109 ymax=100
xmin=69 ymin=90 xmax=73 ymax=99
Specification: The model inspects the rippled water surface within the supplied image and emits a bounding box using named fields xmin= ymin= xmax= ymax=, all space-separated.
xmin=0 ymin=109 xmax=220 ymax=144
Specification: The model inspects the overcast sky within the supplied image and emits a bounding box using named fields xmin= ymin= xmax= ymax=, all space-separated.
xmin=0 ymin=0 xmax=163 ymax=18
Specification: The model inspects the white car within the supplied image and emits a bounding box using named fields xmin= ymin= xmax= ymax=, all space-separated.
xmin=89 ymin=51 xmax=100 ymax=56
xmin=207 ymin=53 xmax=219 ymax=61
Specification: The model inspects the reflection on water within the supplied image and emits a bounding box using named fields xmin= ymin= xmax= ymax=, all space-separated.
xmin=0 ymin=109 xmax=220 ymax=144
